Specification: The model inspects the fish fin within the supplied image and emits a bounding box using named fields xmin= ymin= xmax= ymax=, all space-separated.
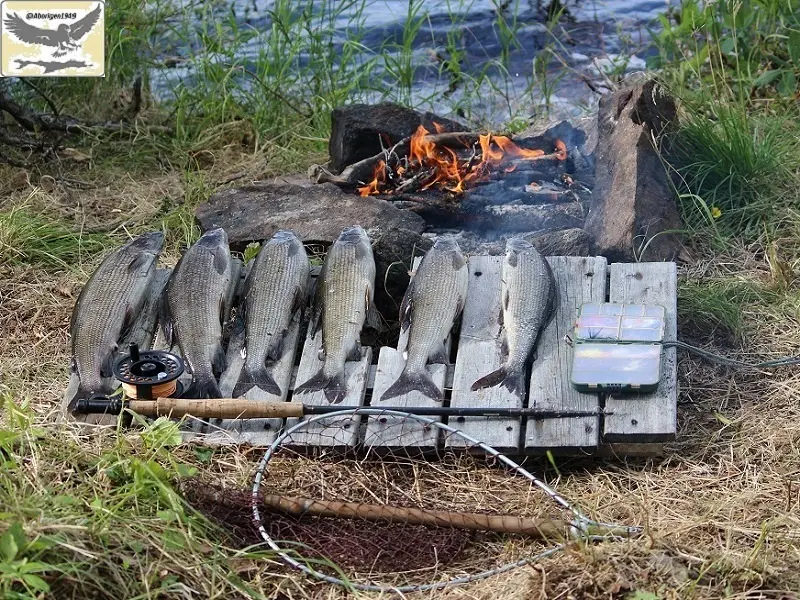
xmin=380 ymin=369 xmax=442 ymax=402
xmin=347 ymin=341 xmax=362 ymax=362
xmin=266 ymin=330 xmax=288 ymax=362
xmin=212 ymin=343 xmax=227 ymax=378
xmin=428 ymin=342 xmax=449 ymax=365
xmin=66 ymin=385 xmax=93 ymax=412
xmin=309 ymin=261 xmax=327 ymax=338
xmin=184 ymin=376 xmax=222 ymax=400
xmin=455 ymin=295 xmax=465 ymax=319
xmin=118 ymin=304 xmax=137 ymax=344
xmin=127 ymin=252 xmax=150 ymax=273
xmin=291 ymin=285 xmax=305 ymax=321
xmin=232 ymin=365 xmax=281 ymax=398
xmin=398 ymin=280 xmax=414 ymax=332
xmin=294 ymin=369 xmax=347 ymax=404
xmin=499 ymin=333 xmax=509 ymax=360
xmin=100 ymin=348 xmax=116 ymax=379
xmin=160 ymin=294 xmax=174 ymax=349
xmin=471 ymin=365 xmax=526 ymax=396
xmin=212 ymin=245 xmax=229 ymax=275
xmin=366 ymin=303 xmax=383 ymax=330
xmin=542 ymin=259 xmax=559 ymax=329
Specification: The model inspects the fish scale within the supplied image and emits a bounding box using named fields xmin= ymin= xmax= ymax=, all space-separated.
xmin=234 ymin=231 xmax=309 ymax=397
xmin=381 ymin=237 xmax=469 ymax=402
xmin=69 ymin=231 xmax=164 ymax=407
xmin=295 ymin=226 xmax=376 ymax=404
xmin=471 ymin=237 xmax=555 ymax=396
xmin=165 ymin=228 xmax=231 ymax=398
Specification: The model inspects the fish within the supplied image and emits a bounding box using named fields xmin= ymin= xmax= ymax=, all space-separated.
xmin=471 ymin=237 xmax=556 ymax=396
xmin=380 ymin=237 xmax=469 ymax=402
xmin=162 ymin=228 xmax=232 ymax=399
xmin=232 ymin=230 xmax=310 ymax=398
xmin=294 ymin=226 xmax=379 ymax=404
xmin=67 ymin=231 xmax=165 ymax=409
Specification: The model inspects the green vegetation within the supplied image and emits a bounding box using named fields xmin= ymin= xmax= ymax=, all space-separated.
xmin=651 ymin=0 xmax=800 ymax=240
xmin=0 ymin=205 xmax=109 ymax=269
xmin=2 ymin=0 xmax=800 ymax=598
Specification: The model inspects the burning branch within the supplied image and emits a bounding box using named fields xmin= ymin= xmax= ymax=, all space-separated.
xmin=309 ymin=126 xmax=567 ymax=197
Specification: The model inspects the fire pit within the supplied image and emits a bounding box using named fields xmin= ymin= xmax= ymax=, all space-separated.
xmin=308 ymin=117 xmax=594 ymax=248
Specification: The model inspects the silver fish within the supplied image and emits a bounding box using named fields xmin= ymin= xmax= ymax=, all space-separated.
xmin=381 ymin=237 xmax=469 ymax=402
xmin=163 ymin=228 xmax=232 ymax=398
xmin=471 ymin=237 xmax=556 ymax=396
xmin=68 ymin=231 xmax=165 ymax=408
xmin=232 ymin=230 xmax=310 ymax=397
xmin=295 ymin=226 xmax=379 ymax=404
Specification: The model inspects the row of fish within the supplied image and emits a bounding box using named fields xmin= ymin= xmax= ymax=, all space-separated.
xmin=68 ymin=224 xmax=556 ymax=408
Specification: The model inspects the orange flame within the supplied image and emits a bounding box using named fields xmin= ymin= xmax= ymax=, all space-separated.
xmin=358 ymin=125 xmax=566 ymax=197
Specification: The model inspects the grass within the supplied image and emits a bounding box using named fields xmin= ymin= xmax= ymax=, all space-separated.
xmin=2 ymin=0 xmax=800 ymax=598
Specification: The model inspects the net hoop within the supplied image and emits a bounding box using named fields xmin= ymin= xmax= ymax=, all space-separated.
xmin=251 ymin=408 xmax=640 ymax=593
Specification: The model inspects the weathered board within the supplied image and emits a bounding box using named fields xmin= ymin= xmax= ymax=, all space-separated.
xmin=447 ymin=256 xmax=521 ymax=454
xmin=363 ymin=258 xmax=449 ymax=453
xmin=526 ymin=256 xmax=607 ymax=452
xmin=285 ymin=329 xmax=372 ymax=449
xmin=62 ymin=267 xmax=170 ymax=426
xmin=62 ymin=253 xmax=678 ymax=457
xmin=603 ymin=262 xmax=678 ymax=443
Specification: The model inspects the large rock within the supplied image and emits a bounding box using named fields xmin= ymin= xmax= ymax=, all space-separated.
xmin=584 ymin=80 xmax=684 ymax=262
xmin=195 ymin=182 xmax=427 ymax=317
xmin=329 ymin=103 xmax=466 ymax=174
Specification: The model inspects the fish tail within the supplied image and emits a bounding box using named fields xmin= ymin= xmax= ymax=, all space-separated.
xmin=294 ymin=369 xmax=347 ymax=404
xmin=471 ymin=365 xmax=526 ymax=396
xmin=66 ymin=385 xmax=94 ymax=413
xmin=380 ymin=368 xmax=442 ymax=402
xmin=232 ymin=365 xmax=281 ymax=398
xmin=184 ymin=375 xmax=222 ymax=399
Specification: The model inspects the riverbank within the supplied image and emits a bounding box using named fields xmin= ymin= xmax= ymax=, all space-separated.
xmin=2 ymin=1 xmax=800 ymax=598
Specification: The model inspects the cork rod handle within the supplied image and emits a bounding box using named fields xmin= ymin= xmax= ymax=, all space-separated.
xmin=127 ymin=398 xmax=305 ymax=419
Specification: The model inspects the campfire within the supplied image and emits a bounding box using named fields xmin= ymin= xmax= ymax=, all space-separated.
xmin=356 ymin=124 xmax=568 ymax=197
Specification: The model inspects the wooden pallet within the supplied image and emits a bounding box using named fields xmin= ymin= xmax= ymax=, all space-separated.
xmin=63 ymin=256 xmax=677 ymax=457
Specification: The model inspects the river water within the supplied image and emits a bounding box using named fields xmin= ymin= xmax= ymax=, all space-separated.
xmin=152 ymin=0 xmax=668 ymax=125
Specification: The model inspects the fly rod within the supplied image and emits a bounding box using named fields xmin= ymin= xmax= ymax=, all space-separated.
xmin=72 ymin=396 xmax=610 ymax=420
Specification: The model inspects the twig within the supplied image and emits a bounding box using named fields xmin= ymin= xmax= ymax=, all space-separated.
xmin=19 ymin=79 xmax=60 ymax=118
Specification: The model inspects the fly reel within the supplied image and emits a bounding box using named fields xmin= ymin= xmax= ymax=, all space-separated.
xmin=113 ymin=342 xmax=185 ymax=400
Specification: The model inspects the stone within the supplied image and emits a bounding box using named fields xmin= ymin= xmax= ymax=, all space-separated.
xmin=584 ymin=80 xmax=684 ymax=262
xmin=524 ymin=227 xmax=595 ymax=256
xmin=328 ymin=102 xmax=466 ymax=174
xmin=194 ymin=181 xmax=428 ymax=318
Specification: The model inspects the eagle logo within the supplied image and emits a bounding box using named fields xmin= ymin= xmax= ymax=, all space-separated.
xmin=3 ymin=4 xmax=101 ymax=57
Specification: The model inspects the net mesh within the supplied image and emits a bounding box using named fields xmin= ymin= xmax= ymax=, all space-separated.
xmin=182 ymin=410 xmax=576 ymax=590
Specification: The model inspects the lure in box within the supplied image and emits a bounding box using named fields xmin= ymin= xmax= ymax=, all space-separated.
xmin=569 ymin=303 xmax=666 ymax=394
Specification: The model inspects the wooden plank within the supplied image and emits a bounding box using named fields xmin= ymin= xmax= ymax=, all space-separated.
xmin=363 ymin=257 xmax=449 ymax=452
xmin=447 ymin=256 xmax=520 ymax=454
xmin=525 ymin=256 xmax=607 ymax=451
xmin=63 ymin=268 xmax=170 ymax=425
xmin=285 ymin=328 xmax=372 ymax=449
xmin=603 ymin=262 xmax=677 ymax=442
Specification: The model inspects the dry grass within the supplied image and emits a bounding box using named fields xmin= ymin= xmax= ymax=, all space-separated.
xmin=2 ymin=171 xmax=800 ymax=599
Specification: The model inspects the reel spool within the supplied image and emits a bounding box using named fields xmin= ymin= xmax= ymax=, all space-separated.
xmin=113 ymin=342 xmax=185 ymax=400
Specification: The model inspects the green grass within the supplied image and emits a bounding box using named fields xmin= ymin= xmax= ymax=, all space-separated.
xmin=0 ymin=206 xmax=110 ymax=269
xmin=671 ymin=105 xmax=800 ymax=237
xmin=678 ymin=277 xmax=779 ymax=342
xmin=0 ymin=395 xmax=279 ymax=599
